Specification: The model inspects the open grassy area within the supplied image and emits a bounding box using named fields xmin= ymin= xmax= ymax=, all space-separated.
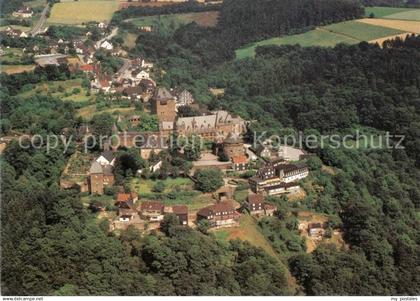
xmin=130 ymin=177 xmax=214 ymax=210
xmin=365 ymin=6 xmax=420 ymax=20
xmin=47 ymin=0 xmax=118 ymax=24
xmin=129 ymin=11 xmax=219 ymax=30
xmin=213 ymin=215 xmax=280 ymax=258
xmin=236 ymin=28 xmax=359 ymax=59
xmin=236 ymin=18 xmax=410 ymax=59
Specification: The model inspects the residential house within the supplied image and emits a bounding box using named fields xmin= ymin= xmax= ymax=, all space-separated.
xmin=131 ymin=69 xmax=149 ymax=81
xmin=308 ymin=222 xmax=326 ymax=239
xmin=13 ymin=6 xmax=33 ymax=18
xmin=244 ymin=194 xmax=265 ymax=215
xmin=172 ymin=87 xmax=195 ymax=108
xmin=196 ymin=201 xmax=240 ymax=228
xmin=231 ymin=155 xmax=248 ymax=171
xmin=96 ymin=150 xmax=116 ymax=166
xmin=140 ymin=201 xmax=164 ymax=222
xmin=116 ymin=192 xmax=139 ymax=205
xmin=100 ymin=40 xmax=113 ymax=50
xmin=166 ymin=205 xmax=189 ymax=226
xmin=118 ymin=199 xmax=138 ymax=222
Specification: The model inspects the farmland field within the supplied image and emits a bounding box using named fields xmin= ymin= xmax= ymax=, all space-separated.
xmin=357 ymin=18 xmax=420 ymax=34
xmin=236 ymin=18 xmax=414 ymax=59
xmin=47 ymin=0 xmax=118 ymax=24
xmin=323 ymin=20 xmax=404 ymax=41
xmin=365 ymin=6 xmax=420 ymax=20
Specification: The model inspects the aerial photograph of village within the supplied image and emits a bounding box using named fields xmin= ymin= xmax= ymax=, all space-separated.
xmin=0 ymin=0 xmax=419 ymax=299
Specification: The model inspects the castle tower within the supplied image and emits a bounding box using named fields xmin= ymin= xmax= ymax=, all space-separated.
xmin=89 ymin=161 xmax=104 ymax=195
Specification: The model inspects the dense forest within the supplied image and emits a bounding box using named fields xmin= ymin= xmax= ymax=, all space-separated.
xmin=126 ymin=3 xmax=420 ymax=292
xmin=2 ymin=0 xmax=420 ymax=296
xmin=218 ymin=0 xmax=363 ymax=47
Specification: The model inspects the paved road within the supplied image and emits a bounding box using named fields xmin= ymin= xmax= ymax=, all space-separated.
xmin=31 ymin=4 xmax=49 ymax=36
xmin=96 ymin=27 xmax=119 ymax=49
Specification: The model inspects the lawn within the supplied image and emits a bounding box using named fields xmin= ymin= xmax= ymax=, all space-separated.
xmin=323 ymin=20 xmax=404 ymax=41
xmin=365 ymin=6 xmax=420 ymax=20
xmin=213 ymin=215 xmax=279 ymax=257
xmin=0 ymin=65 xmax=35 ymax=74
xmin=47 ymin=0 xmax=118 ymax=25
xmin=236 ymin=28 xmax=359 ymax=59
xmin=130 ymin=177 xmax=214 ymax=210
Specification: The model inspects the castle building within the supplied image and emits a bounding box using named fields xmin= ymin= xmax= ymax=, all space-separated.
xmin=222 ymin=132 xmax=244 ymax=159
xmin=176 ymin=110 xmax=246 ymax=142
xmin=89 ymin=161 xmax=114 ymax=195
xmin=151 ymin=87 xmax=177 ymax=122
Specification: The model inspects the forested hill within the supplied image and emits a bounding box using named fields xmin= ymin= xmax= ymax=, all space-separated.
xmin=218 ymin=0 xmax=363 ymax=48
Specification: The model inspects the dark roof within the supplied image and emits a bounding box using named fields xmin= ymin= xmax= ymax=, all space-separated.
xmin=197 ymin=202 xmax=236 ymax=217
xmin=102 ymin=165 xmax=114 ymax=176
xmin=276 ymin=162 xmax=308 ymax=173
xmin=141 ymin=201 xmax=163 ymax=211
xmin=119 ymin=199 xmax=134 ymax=209
xmin=100 ymin=150 xmax=115 ymax=162
xmin=247 ymin=194 xmax=264 ymax=205
xmin=172 ymin=205 xmax=188 ymax=215
xmin=154 ymin=87 xmax=173 ymax=102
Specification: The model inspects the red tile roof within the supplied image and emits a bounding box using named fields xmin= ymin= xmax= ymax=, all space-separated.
xmin=80 ymin=64 xmax=94 ymax=72
xmin=232 ymin=155 xmax=248 ymax=164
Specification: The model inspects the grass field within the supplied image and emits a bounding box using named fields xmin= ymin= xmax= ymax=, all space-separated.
xmin=0 ymin=65 xmax=35 ymax=74
xmin=365 ymin=6 xmax=420 ymax=20
xmin=47 ymin=0 xmax=118 ymax=24
xmin=236 ymin=28 xmax=359 ymax=59
xmin=129 ymin=11 xmax=219 ymax=30
xmin=236 ymin=18 xmax=413 ymax=59
xmin=24 ymin=0 xmax=46 ymax=8
xmin=0 ymin=48 xmax=26 ymax=64
xmin=323 ymin=20 xmax=404 ymax=41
